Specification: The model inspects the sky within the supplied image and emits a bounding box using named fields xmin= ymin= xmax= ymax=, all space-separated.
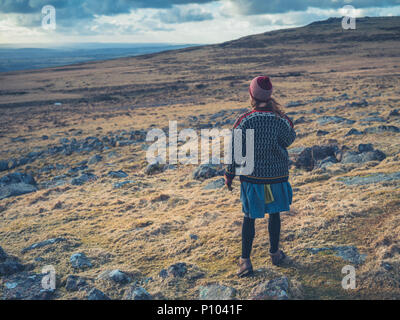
xmin=1 ymin=0 xmax=400 ymax=45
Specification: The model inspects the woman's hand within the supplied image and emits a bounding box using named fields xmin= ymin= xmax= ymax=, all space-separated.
xmin=224 ymin=175 xmax=233 ymax=191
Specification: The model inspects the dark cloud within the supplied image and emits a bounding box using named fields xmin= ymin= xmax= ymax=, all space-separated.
xmin=0 ymin=0 xmax=218 ymax=28
xmin=227 ymin=0 xmax=400 ymax=15
xmin=0 ymin=0 xmax=216 ymax=14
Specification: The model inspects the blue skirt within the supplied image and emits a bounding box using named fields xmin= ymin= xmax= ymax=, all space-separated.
xmin=240 ymin=181 xmax=293 ymax=219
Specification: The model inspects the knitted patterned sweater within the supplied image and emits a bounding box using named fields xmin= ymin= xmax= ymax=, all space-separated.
xmin=225 ymin=108 xmax=296 ymax=184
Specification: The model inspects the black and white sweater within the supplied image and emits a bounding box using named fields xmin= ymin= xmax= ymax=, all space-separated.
xmin=225 ymin=108 xmax=296 ymax=184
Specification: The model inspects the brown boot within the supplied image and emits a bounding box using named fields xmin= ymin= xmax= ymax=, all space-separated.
xmin=236 ymin=258 xmax=253 ymax=277
xmin=270 ymin=250 xmax=286 ymax=266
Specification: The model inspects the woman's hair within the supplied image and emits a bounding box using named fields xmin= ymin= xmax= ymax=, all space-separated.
xmin=250 ymin=96 xmax=285 ymax=117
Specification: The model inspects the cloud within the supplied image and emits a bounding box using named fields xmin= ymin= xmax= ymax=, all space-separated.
xmin=0 ymin=0 xmax=218 ymax=27
xmin=156 ymin=6 xmax=213 ymax=23
xmin=225 ymin=0 xmax=400 ymax=15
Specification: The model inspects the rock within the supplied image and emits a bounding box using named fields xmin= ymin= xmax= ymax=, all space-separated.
xmin=70 ymin=252 xmax=92 ymax=269
xmin=337 ymin=172 xmax=400 ymax=185
xmin=316 ymin=116 xmax=355 ymax=125
xmin=293 ymin=116 xmax=308 ymax=124
xmin=358 ymin=143 xmax=374 ymax=153
xmin=333 ymin=246 xmax=367 ymax=265
xmin=307 ymin=246 xmax=366 ymax=265
xmin=151 ymin=194 xmax=170 ymax=202
xmin=2 ymin=272 xmax=54 ymax=300
xmin=168 ymin=262 xmax=187 ymax=277
xmin=203 ymin=178 xmax=225 ymax=190
xmin=294 ymin=144 xmax=339 ymax=171
xmin=159 ymin=262 xmax=187 ymax=279
xmin=345 ymin=99 xmax=368 ymax=108
xmin=364 ymin=125 xmax=400 ymax=134
xmin=0 ymin=160 xmax=8 ymax=172
xmin=68 ymin=165 xmax=88 ymax=174
xmin=359 ymin=116 xmax=386 ymax=123
xmin=316 ymin=130 xmax=329 ymax=136
xmin=389 ymin=109 xmax=399 ymax=117
xmin=39 ymin=164 xmax=55 ymax=173
xmin=145 ymin=158 xmax=165 ymax=175
xmin=113 ymin=180 xmax=135 ymax=189
xmin=88 ymin=154 xmax=103 ymax=164
xmin=286 ymin=101 xmax=305 ymax=108
xmin=70 ymin=173 xmax=97 ymax=186
xmin=65 ymin=275 xmax=88 ymax=292
xmin=193 ymin=164 xmax=221 ymax=180
xmin=0 ymin=260 xmax=24 ymax=276
xmin=341 ymin=149 xmax=386 ymax=164
xmin=21 ymin=238 xmax=67 ymax=254
xmin=0 ymin=172 xmax=37 ymax=200
xmin=199 ymin=284 xmax=236 ymax=300
xmin=317 ymin=156 xmax=338 ymax=169
xmin=249 ymin=277 xmax=290 ymax=300
xmin=381 ymin=262 xmax=393 ymax=271
xmin=189 ymin=234 xmax=198 ymax=240
xmin=108 ymin=170 xmax=128 ymax=178
xmin=124 ymin=286 xmax=152 ymax=300
xmin=86 ymin=287 xmax=110 ymax=300
xmin=98 ymin=269 xmax=131 ymax=284
xmin=0 ymin=246 xmax=7 ymax=262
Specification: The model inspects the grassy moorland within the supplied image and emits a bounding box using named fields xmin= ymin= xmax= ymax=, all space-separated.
xmin=0 ymin=17 xmax=399 ymax=300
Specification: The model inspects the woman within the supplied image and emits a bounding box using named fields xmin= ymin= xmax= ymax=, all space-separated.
xmin=224 ymin=76 xmax=296 ymax=277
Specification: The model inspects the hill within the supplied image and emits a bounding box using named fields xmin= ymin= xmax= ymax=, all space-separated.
xmin=0 ymin=16 xmax=399 ymax=300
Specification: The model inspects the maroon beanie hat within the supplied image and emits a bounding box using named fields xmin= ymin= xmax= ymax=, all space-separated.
xmin=249 ymin=76 xmax=273 ymax=101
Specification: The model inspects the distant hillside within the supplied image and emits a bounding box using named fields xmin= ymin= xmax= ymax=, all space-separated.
xmin=0 ymin=16 xmax=399 ymax=110
xmin=0 ymin=43 xmax=197 ymax=72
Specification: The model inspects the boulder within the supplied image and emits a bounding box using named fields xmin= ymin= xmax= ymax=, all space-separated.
xmin=316 ymin=130 xmax=329 ymax=136
xmin=159 ymin=262 xmax=187 ymax=279
xmin=108 ymin=170 xmax=128 ymax=178
xmin=0 ymin=160 xmax=9 ymax=172
xmin=2 ymin=272 xmax=54 ymax=300
xmin=145 ymin=162 xmax=165 ymax=175
xmin=70 ymin=173 xmax=97 ymax=186
xmin=294 ymin=145 xmax=339 ymax=171
xmin=341 ymin=149 xmax=386 ymax=164
xmin=88 ymin=154 xmax=103 ymax=164
xmin=86 ymin=287 xmax=110 ymax=300
xmin=65 ymin=275 xmax=88 ymax=292
xmin=364 ymin=125 xmax=400 ymax=134
xmin=193 ymin=164 xmax=222 ymax=180
xmin=345 ymin=99 xmax=368 ymax=108
xmin=203 ymin=178 xmax=225 ymax=190
xmin=21 ymin=238 xmax=67 ymax=254
xmin=307 ymin=246 xmax=366 ymax=265
xmin=0 ymin=260 xmax=24 ymax=276
xmin=124 ymin=286 xmax=152 ymax=300
xmin=0 ymin=172 xmax=37 ymax=200
xmin=98 ymin=269 xmax=131 ymax=284
xmin=249 ymin=277 xmax=290 ymax=300
xmin=70 ymin=252 xmax=92 ymax=269
xmin=199 ymin=284 xmax=236 ymax=300
xmin=337 ymin=172 xmax=400 ymax=186
xmin=316 ymin=116 xmax=355 ymax=125
xmin=0 ymin=246 xmax=7 ymax=262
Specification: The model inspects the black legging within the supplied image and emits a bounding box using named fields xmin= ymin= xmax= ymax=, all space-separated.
xmin=241 ymin=213 xmax=281 ymax=259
